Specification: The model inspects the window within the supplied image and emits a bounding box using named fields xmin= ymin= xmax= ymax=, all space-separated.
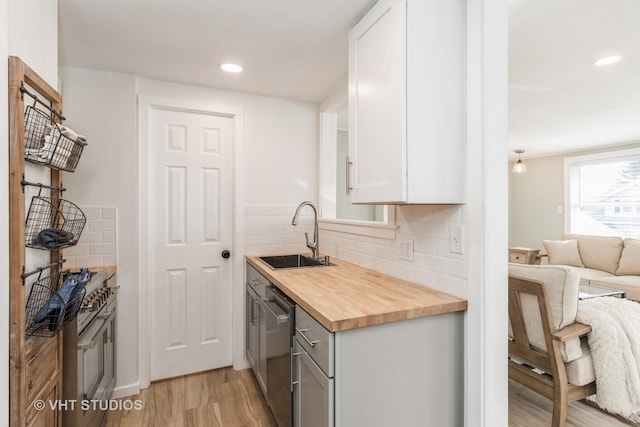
xmin=565 ymin=148 xmax=640 ymax=238
xmin=318 ymin=94 xmax=397 ymax=239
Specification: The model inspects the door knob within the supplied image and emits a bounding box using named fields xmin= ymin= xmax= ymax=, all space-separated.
xmin=221 ymin=250 xmax=231 ymax=259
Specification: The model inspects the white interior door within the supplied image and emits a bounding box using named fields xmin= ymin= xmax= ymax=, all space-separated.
xmin=149 ymin=106 xmax=234 ymax=381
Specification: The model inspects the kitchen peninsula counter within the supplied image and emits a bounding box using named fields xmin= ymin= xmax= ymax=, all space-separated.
xmin=246 ymin=255 xmax=467 ymax=333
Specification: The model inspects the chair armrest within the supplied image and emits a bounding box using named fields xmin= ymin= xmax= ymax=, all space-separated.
xmin=552 ymin=322 xmax=591 ymax=342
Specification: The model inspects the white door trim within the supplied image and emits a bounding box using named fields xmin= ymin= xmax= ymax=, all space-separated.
xmin=137 ymin=95 xmax=245 ymax=390
xmin=465 ymin=0 xmax=509 ymax=426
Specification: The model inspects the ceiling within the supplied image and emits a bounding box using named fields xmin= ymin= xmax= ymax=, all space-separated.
xmin=58 ymin=0 xmax=376 ymax=103
xmin=509 ymin=0 xmax=640 ymax=159
xmin=59 ymin=0 xmax=640 ymax=159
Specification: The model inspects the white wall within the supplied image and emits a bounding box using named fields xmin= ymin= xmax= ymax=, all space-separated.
xmin=2 ymin=2 xmax=58 ymax=426
xmin=8 ymin=0 xmax=58 ymax=87
xmin=509 ymin=141 xmax=640 ymax=250
xmin=136 ymin=78 xmax=319 ymax=206
xmin=59 ymin=70 xmax=318 ymax=395
xmin=60 ymin=66 xmax=138 ymax=395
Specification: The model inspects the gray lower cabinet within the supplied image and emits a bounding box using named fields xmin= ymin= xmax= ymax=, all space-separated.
xmin=293 ymin=339 xmax=334 ymax=427
xmin=293 ymin=306 xmax=335 ymax=427
xmin=293 ymin=306 xmax=464 ymax=427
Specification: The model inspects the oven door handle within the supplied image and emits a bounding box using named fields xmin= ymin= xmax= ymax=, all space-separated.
xmin=77 ymin=310 xmax=114 ymax=350
xmin=97 ymin=310 xmax=114 ymax=320
xmin=78 ymin=337 xmax=97 ymax=350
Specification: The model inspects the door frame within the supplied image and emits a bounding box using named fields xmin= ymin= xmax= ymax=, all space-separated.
xmin=137 ymin=96 xmax=245 ymax=389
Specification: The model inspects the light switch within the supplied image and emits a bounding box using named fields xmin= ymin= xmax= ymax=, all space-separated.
xmin=556 ymin=205 xmax=564 ymax=214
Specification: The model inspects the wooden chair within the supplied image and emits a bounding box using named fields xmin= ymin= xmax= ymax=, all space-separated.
xmin=509 ymin=268 xmax=596 ymax=427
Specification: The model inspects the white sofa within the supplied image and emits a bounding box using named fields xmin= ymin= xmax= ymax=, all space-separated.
xmin=542 ymin=233 xmax=640 ymax=301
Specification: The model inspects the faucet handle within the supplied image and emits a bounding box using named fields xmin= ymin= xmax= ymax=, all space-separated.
xmin=304 ymin=232 xmax=316 ymax=245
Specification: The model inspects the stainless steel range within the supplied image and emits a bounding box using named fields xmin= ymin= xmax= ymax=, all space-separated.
xmin=63 ymin=270 xmax=117 ymax=427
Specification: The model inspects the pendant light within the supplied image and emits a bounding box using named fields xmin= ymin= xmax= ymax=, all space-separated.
xmin=512 ymin=149 xmax=527 ymax=173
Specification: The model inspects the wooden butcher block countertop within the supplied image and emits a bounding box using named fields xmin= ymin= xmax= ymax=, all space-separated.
xmin=246 ymin=256 xmax=467 ymax=332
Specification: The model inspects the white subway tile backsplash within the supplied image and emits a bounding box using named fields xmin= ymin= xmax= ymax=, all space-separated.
xmin=243 ymin=205 xmax=316 ymax=256
xmin=243 ymin=204 xmax=467 ymax=298
xmin=90 ymin=243 xmax=116 ymax=255
xmin=63 ymin=244 xmax=90 ymax=256
xmin=90 ymin=219 xmax=116 ymax=232
xmin=74 ymin=207 xmax=118 ymax=268
xmin=411 ymin=267 xmax=436 ymax=287
xmin=79 ymin=231 xmax=103 ymax=244
xmin=319 ymin=205 xmax=467 ymax=298
xmin=103 ymin=255 xmax=117 ymax=266
xmin=422 ymin=254 xmax=448 ymax=274
xmin=447 ymin=258 xmax=468 ymax=280
xmin=82 ymin=207 xmax=103 ymax=220
xmin=74 ymin=255 xmax=104 ymax=267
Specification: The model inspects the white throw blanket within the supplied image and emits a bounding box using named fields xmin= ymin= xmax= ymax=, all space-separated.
xmin=576 ymin=297 xmax=640 ymax=423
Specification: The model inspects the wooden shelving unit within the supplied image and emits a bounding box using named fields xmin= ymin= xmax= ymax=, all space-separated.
xmin=9 ymin=56 xmax=64 ymax=427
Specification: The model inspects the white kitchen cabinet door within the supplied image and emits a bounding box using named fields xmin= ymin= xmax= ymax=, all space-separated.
xmin=348 ymin=0 xmax=465 ymax=204
xmin=348 ymin=0 xmax=406 ymax=204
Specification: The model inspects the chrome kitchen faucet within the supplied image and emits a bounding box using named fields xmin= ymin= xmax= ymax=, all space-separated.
xmin=292 ymin=201 xmax=319 ymax=259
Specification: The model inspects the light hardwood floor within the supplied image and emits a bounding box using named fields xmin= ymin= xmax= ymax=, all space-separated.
xmin=106 ymin=368 xmax=633 ymax=426
xmin=105 ymin=367 xmax=277 ymax=427
xmin=509 ymin=379 xmax=633 ymax=426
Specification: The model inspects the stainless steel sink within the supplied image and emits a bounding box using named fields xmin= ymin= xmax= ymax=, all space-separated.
xmin=259 ymin=254 xmax=332 ymax=269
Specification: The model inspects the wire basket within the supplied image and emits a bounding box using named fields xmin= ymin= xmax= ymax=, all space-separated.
xmin=25 ymin=196 xmax=86 ymax=251
xmin=23 ymin=105 xmax=85 ymax=172
xmin=25 ymin=271 xmax=85 ymax=337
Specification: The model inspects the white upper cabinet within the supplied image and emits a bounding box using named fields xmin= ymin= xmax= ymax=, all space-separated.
xmin=348 ymin=0 xmax=465 ymax=204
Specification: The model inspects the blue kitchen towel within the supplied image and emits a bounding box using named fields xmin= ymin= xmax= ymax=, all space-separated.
xmin=69 ymin=268 xmax=91 ymax=301
xmin=34 ymin=273 xmax=80 ymax=324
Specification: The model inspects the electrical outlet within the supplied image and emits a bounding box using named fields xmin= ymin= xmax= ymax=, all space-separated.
xmin=399 ymin=238 xmax=414 ymax=261
xmin=449 ymin=225 xmax=464 ymax=254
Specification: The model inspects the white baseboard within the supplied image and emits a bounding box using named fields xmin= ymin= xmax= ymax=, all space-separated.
xmin=111 ymin=361 xmax=249 ymax=400
xmin=111 ymin=381 xmax=142 ymax=399
xmin=234 ymin=358 xmax=250 ymax=370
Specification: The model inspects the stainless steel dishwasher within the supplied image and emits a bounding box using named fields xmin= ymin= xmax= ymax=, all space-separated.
xmin=246 ymin=265 xmax=295 ymax=427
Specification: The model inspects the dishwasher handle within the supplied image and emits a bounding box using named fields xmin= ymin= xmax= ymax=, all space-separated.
xmin=259 ymin=297 xmax=290 ymax=324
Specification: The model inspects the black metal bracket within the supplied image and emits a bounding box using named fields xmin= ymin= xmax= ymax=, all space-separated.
xmin=21 ymin=175 xmax=66 ymax=194
xmin=21 ymin=258 xmax=67 ymax=283
xmin=20 ymin=84 xmax=65 ymax=121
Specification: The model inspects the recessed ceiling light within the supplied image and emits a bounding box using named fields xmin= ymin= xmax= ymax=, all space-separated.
xmin=220 ymin=63 xmax=243 ymax=73
xmin=593 ymin=55 xmax=622 ymax=67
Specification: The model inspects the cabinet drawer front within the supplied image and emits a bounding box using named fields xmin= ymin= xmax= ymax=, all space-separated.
xmin=509 ymin=252 xmax=525 ymax=263
xmin=295 ymin=306 xmax=334 ymax=377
